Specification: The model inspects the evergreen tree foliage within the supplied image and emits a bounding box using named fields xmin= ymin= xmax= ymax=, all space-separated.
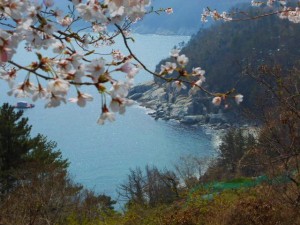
xmin=0 ymin=103 xmax=36 ymax=193
xmin=0 ymin=103 xmax=68 ymax=194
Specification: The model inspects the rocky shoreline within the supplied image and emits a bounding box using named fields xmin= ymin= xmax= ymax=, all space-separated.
xmin=129 ymin=81 xmax=248 ymax=130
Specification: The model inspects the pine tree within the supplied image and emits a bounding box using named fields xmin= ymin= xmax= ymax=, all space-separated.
xmin=0 ymin=103 xmax=69 ymax=194
xmin=0 ymin=103 xmax=36 ymax=193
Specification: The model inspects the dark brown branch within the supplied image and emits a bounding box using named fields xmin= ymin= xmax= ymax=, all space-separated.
xmin=8 ymin=60 xmax=52 ymax=80
xmin=230 ymin=9 xmax=295 ymax=22
xmin=8 ymin=60 xmax=98 ymax=86
xmin=114 ymin=23 xmax=216 ymax=96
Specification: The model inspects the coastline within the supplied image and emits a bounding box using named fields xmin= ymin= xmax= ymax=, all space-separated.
xmin=129 ymin=81 xmax=259 ymax=154
xmin=128 ymin=81 xmax=248 ymax=128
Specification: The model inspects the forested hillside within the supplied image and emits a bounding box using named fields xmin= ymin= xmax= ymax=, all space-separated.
xmin=153 ymin=6 xmax=300 ymax=109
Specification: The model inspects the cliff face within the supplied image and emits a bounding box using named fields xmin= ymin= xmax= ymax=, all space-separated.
xmin=129 ymin=81 xmax=243 ymax=128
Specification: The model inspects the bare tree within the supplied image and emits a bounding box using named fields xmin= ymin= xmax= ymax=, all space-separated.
xmin=118 ymin=167 xmax=146 ymax=206
xmin=174 ymin=155 xmax=211 ymax=188
xmin=0 ymin=164 xmax=81 ymax=225
xmin=245 ymin=65 xmax=300 ymax=205
xmin=118 ymin=165 xmax=179 ymax=207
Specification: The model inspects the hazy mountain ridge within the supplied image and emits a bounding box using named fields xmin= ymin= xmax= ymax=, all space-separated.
xmin=132 ymin=0 xmax=249 ymax=35
xmin=52 ymin=0 xmax=250 ymax=35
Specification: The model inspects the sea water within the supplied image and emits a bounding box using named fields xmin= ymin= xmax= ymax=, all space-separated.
xmin=0 ymin=34 xmax=214 ymax=202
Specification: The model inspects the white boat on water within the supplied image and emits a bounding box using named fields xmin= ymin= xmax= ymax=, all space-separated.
xmin=13 ymin=101 xmax=35 ymax=109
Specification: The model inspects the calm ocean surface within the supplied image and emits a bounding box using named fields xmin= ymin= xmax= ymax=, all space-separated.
xmin=1 ymin=34 xmax=214 ymax=201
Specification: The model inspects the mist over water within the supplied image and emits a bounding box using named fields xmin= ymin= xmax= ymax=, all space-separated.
xmin=1 ymin=34 xmax=215 ymax=201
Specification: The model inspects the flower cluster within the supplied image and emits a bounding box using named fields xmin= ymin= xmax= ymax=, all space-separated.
xmin=279 ymin=6 xmax=300 ymax=23
xmin=159 ymin=49 xmax=243 ymax=106
xmin=251 ymin=0 xmax=287 ymax=7
xmin=160 ymin=49 xmax=206 ymax=94
xmin=0 ymin=0 xmax=153 ymax=124
xmin=251 ymin=0 xmax=300 ymax=23
xmin=202 ymin=0 xmax=300 ymax=23
xmin=76 ymin=0 xmax=151 ymax=23
xmin=201 ymin=9 xmax=232 ymax=23
xmin=212 ymin=94 xmax=244 ymax=107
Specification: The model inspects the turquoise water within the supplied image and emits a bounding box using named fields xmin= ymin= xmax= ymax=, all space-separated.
xmin=1 ymin=34 xmax=214 ymax=201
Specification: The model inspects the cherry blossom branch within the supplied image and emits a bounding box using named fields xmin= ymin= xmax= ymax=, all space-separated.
xmin=8 ymin=60 xmax=52 ymax=81
xmin=230 ymin=9 xmax=295 ymax=22
xmin=0 ymin=0 xmax=247 ymax=123
xmin=202 ymin=3 xmax=300 ymax=24
xmin=114 ymin=23 xmax=217 ymax=97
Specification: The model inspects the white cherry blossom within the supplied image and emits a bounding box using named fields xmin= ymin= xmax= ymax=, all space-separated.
xmin=109 ymin=97 xmax=134 ymax=114
xmin=212 ymin=97 xmax=222 ymax=106
xmin=189 ymin=79 xmax=203 ymax=95
xmin=112 ymin=49 xmax=125 ymax=61
xmin=192 ymin=67 xmax=205 ymax=76
xmin=160 ymin=62 xmax=177 ymax=74
xmin=43 ymin=0 xmax=54 ymax=7
xmin=32 ymin=84 xmax=49 ymax=101
xmin=127 ymin=67 xmax=139 ymax=79
xmin=109 ymin=81 xmax=130 ymax=98
xmin=57 ymin=59 xmax=72 ymax=73
xmin=93 ymin=24 xmax=107 ymax=32
xmin=0 ymin=29 xmax=16 ymax=63
xmin=235 ymin=94 xmax=244 ymax=104
xmin=47 ymin=78 xmax=70 ymax=96
xmin=23 ymin=80 xmax=37 ymax=94
xmin=251 ymin=1 xmax=264 ymax=6
xmin=4 ymin=0 xmax=24 ymax=20
xmin=67 ymin=52 xmax=84 ymax=68
xmin=86 ymin=58 xmax=106 ymax=81
xmin=69 ymin=92 xmax=93 ymax=107
xmin=177 ymin=54 xmax=189 ymax=67
xmin=52 ymin=41 xmax=66 ymax=54
xmin=172 ymin=81 xmax=187 ymax=92
xmin=118 ymin=62 xmax=133 ymax=73
xmin=165 ymin=8 xmax=173 ymax=14
xmin=66 ymin=65 xmax=86 ymax=83
xmin=7 ymin=83 xmax=30 ymax=98
xmin=45 ymin=94 xmax=67 ymax=108
xmin=0 ymin=68 xmax=17 ymax=88
xmin=170 ymin=49 xmax=180 ymax=57
xmin=97 ymin=105 xmax=115 ymax=125
xmin=58 ymin=17 xmax=73 ymax=27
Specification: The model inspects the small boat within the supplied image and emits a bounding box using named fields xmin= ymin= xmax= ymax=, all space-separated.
xmin=13 ymin=101 xmax=35 ymax=109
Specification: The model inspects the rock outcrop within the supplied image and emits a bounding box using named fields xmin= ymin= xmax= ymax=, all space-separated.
xmin=128 ymin=81 xmax=242 ymax=128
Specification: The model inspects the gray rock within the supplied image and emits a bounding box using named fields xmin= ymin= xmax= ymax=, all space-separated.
xmin=140 ymin=100 xmax=157 ymax=109
xmin=129 ymin=81 xmax=242 ymax=128
xmin=128 ymin=81 xmax=154 ymax=96
xmin=130 ymin=93 xmax=143 ymax=100
xmin=157 ymin=110 xmax=165 ymax=116
xmin=180 ymin=115 xmax=207 ymax=124
xmin=208 ymin=114 xmax=228 ymax=124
